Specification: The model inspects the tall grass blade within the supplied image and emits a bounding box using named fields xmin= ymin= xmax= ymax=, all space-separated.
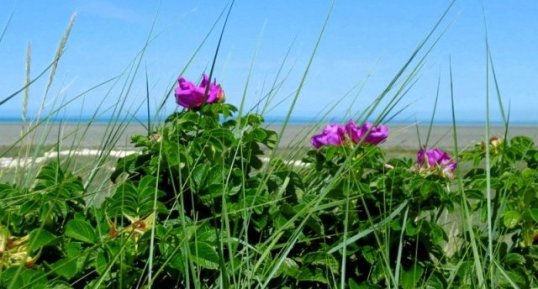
xmin=364 ymin=0 xmax=456 ymax=124
xmin=270 ymin=0 xmax=334 ymax=155
xmin=449 ymin=57 xmax=485 ymax=287
xmin=155 ymin=2 xmax=231 ymax=116
xmin=425 ymin=73 xmax=441 ymax=147
xmin=145 ymin=65 xmax=151 ymax=135
xmin=394 ymin=206 xmax=410 ymax=289
xmin=328 ymin=200 xmax=407 ymax=254
xmin=482 ymin=8 xmax=495 ymax=287
xmin=0 ymin=59 xmax=56 ymax=106
xmin=0 ymin=10 xmax=14 ymax=45
xmin=260 ymin=38 xmax=296 ymax=115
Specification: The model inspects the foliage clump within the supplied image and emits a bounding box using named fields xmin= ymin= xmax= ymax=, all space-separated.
xmin=0 ymin=75 xmax=536 ymax=288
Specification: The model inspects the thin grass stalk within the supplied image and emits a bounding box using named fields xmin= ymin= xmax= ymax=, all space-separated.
xmin=364 ymin=0 xmax=456 ymax=124
xmin=146 ymin=138 xmax=164 ymax=287
xmin=197 ymin=2 xmax=236 ymax=288
xmin=339 ymin=176 xmax=351 ymax=289
xmin=249 ymin=2 xmax=335 ymax=281
xmin=449 ymin=57 xmax=485 ymax=287
xmin=344 ymin=62 xmax=377 ymax=120
xmin=259 ymin=207 xmax=314 ymax=289
xmin=237 ymin=20 xmax=265 ymax=117
xmin=494 ymin=260 xmax=521 ymax=289
xmin=0 ymin=10 xmax=14 ymax=45
xmin=201 ymin=1 xmax=234 ymax=113
xmin=232 ymin=28 xmax=268 ymax=284
xmin=268 ymin=0 xmax=334 ymax=163
xmin=393 ymin=207 xmax=410 ymax=288
xmin=145 ymin=65 xmax=151 ymax=135
xmin=425 ymin=74 xmax=442 ymax=147
xmin=0 ymin=49 xmax=64 ymax=107
xmin=483 ymin=17 xmax=495 ymax=288
xmin=84 ymin=10 xmax=162 ymax=191
xmin=0 ymin=75 xmax=114 ymax=154
xmin=155 ymin=5 xmax=228 ymax=116
xmin=235 ymin=25 xmax=279 ymax=288
xmin=262 ymin=2 xmax=455 ymax=285
xmin=375 ymin=23 xmax=451 ymax=126
xmin=259 ymin=39 xmax=296 ymax=115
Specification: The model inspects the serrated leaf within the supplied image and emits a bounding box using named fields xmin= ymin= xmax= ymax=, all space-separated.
xmin=503 ymin=253 xmax=526 ymax=266
xmin=400 ymin=264 xmax=424 ymax=289
xmin=296 ymin=267 xmax=328 ymax=284
xmin=28 ymin=228 xmax=56 ymax=252
xmin=94 ymin=250 xmax=107 ymax=275
xmin=280 ymin=257 xmax=300 ymax=277
xmin=49 ymin=282 xmax=74 ymax=289
xmin=496 ymin=268 xmax=528 ymax=288
xmin=65 ymin=219 xmax=96 ymax=244
xmin=503 ymin=210 xmax=521 ymax=229
xmin=50 ymin=257 xmax=78 ymax=279
xmin=65 ymin=242 xmax=82 ymax=258
xmin=302 ymin=252 xmax=339 ymax=275
xmin=192 ymin=164 xmax=209 ymax=189
xmin=529 ymin=208 xmax=538 ymax=222
xmin=189 ymin=241 xmax=219 ymax=270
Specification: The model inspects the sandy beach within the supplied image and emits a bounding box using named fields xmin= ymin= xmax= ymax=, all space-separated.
xmin=0 ymin=122 xmax=537 ymax=151
xmin=270 ymin=123 xmax=538 ymax=150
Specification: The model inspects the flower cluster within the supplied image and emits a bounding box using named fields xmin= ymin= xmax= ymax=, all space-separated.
xmin=174 ymin=74 xmax=225 ymax=109
xmin=416 ymin=148 xmax=457 ymax=178
xmin=311 ymin=120 xmax=389 ymax=148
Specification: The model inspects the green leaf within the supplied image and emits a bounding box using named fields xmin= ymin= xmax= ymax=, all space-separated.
xmin=65 ymin=242 xmax=82 ymax=258
xmin=49 ymin=282 xmax=74 ymax=289
xmin=192 ymin=163 xmax=209 ymax=189
xmin=503 ymin=210 xmax=521 ymax=229
xmin=296 ymin=267 xmax=328 ymax=284
xmin=529 ymin=208 xmax=538 ymax=222
xmin=50 ymin=257 xmax=78 ymax=279
xmin=28 ymin=228 xmax=56 ymax=252
xmin=400 ymin=264 xmax=424 ymax=289
xmin=348 ymin=278 xmax=374 ymax=289
xmin=65 ymin=219 xmax=96 ymax=244
xmin=496 ymin=268 xmax=528 ymax=288
xmin=503 ymin=253 xmax=526 ymax=266
xmin=0 ymin=267 xmax=47 ymax=289
xmin=348 ymin=278 xmax=361 ymax=289
xmin=280 ymin=257 xmax=300 ymax=277
xmin=429 ymin=223 xmax=447 ymax=245
xmin=424 ymin=272 xmax=446 ymax=289
xmin=94 ymin=249 xmax=107 ymax=275
xmin=189 ymin=241 xmax=219 ymax=270
xmin=302 ymin=252 xmax=339 ymax=275
xmin=0 ymin=183 xmax=19 ymax=198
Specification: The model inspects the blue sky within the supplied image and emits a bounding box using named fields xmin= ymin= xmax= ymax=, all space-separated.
xmin=1 ymin=1 xmax=537 ymax=123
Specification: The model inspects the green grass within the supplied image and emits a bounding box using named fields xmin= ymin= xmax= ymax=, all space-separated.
xmin=0 ymin=1 xmax=536 ymax=288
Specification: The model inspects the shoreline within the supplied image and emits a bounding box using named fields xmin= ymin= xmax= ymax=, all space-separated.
xmin=0 ymin=122 xmax=537 ymax=150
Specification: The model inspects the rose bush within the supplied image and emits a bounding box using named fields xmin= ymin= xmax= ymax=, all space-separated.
xmin=311 ymin=120 xmax=389 ymax=149
xmin=311 ymin=124 xmax=346 ymax=148
xmin=416 ymin=147 xmax=457 ymax=179
xmin=0 ymin=74 xmax=535 ymax=288
xmin=175 ymin=74 xmax=224 ymax=109
xmin=345 ymin=120 xmax=389 ymax=145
